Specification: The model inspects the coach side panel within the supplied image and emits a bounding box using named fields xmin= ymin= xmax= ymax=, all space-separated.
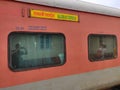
xmin=0 ymin=1 xmax=120 ymax=89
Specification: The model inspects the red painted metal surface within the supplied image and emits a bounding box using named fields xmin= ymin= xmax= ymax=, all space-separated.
xmin=0 ymin=1 xmax=120 ymax=88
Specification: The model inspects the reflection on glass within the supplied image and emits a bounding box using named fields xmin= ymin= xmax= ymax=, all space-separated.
xmin=9 ymin=33 xmax=65 ymax=70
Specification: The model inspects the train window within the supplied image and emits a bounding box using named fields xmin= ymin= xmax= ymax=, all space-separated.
xmin=8 ymin=32 xmax=65 ymax=71
xmin=88 ymin=34 xmax=117 ymax=61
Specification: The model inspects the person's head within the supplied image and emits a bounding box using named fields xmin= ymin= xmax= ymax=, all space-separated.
xmin=100 ymin=42 xmax=106 ymax=48
xmin=15 ymin=43 xmax=20 ymax=49
xmin=100 ymin=44 xmax=106 ymax=48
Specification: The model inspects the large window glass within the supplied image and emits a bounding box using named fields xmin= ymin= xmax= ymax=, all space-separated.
xmin=88 ymin=34 xmax=117 ymax=61
xmin=8 ymin=32 xmax=65 ymax=71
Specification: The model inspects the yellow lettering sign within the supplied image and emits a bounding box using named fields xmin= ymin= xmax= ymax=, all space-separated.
xmin=30 ymin=10 xmax=79 ymax=22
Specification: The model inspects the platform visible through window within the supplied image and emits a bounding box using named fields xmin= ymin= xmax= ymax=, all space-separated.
xmin=88 ymin=34 xmax=117 ymax=61
xmin=8 ymin=32 xmax=65 ymax=71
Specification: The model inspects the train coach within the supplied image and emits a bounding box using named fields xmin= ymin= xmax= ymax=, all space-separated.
xmin=1 ymin=0 xmax=120 ymax=90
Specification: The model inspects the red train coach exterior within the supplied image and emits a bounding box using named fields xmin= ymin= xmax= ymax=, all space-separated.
xmin=0 ymin=0 xmax=120 ymax=90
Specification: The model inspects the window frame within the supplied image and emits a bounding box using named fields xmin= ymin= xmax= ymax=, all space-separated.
xmin=8 ymin=32 xmax=66 ymax=71
xmin=88 ymin=34 xmax=117 ymax=62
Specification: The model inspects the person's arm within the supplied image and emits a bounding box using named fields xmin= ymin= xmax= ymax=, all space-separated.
xmin=12 ymin=48 xmax=19 ymax=54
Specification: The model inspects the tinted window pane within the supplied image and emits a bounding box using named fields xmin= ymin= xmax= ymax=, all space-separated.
xmin=88 ymin=34 xmax=117 ymax=61
xmin=9 ymin=33 xmax=65 ymax=71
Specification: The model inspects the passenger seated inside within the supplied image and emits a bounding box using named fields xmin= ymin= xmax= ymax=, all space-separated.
xmin=11 ymin=43 xmax=27 ymax=69
xmin=96 ymin=43 xmax=107 ymax=60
